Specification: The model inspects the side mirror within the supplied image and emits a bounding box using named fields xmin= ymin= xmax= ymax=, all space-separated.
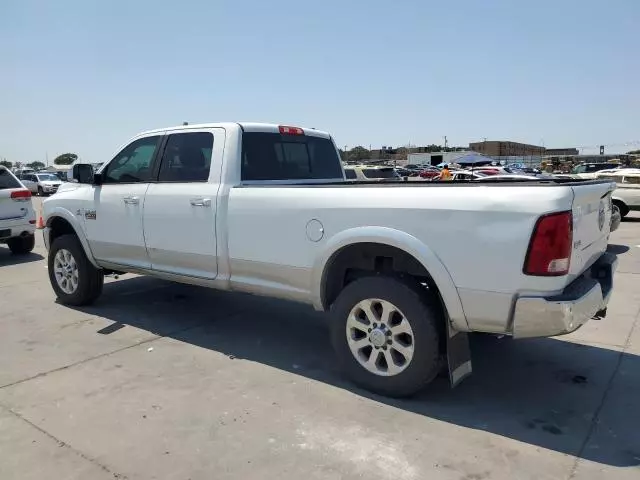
xmin=71 ymin=164 xmax=97 ymax=185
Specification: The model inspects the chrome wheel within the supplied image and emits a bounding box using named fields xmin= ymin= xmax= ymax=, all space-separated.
xmin=346 ymin=298 xmax=415 ymax=377
xmin=53 ymin=249 xmax=79 ymax=294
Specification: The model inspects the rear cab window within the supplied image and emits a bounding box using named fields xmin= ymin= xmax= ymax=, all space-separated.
xmin=241 ymin=130 xmax=343 ymax=181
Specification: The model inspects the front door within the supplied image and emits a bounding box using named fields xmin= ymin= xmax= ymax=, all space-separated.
xmin=83 ymin=135 xmax=162 ymax=269
xmin=143 ymin=129 xmax=222 ymax=278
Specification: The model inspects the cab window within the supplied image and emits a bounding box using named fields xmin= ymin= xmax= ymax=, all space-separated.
xmin=157 ymin=132 xmax=213 ymax=182
xmin=103 ymin=136 xmax=161 ymax=184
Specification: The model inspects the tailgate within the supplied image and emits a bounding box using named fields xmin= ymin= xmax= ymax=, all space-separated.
xmin=570 ymin=181 xmax=616 ymax=277
xmin=0 ymin=189 xmax=29 ymax=221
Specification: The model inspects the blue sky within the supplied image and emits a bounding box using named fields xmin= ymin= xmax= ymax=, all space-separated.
xmin=1 ymin=0 xmax=638 ymax=164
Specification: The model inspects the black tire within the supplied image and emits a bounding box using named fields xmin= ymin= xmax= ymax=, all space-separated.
xmin=48 ymin=234 xmax=104 ymax=306
xmin=37 ymin=186 xmax=44 ymax=197
xmin=7 ymin=234 xmax=35 ymax=255
xmin=330 ymin=276 xmax=443 ymax=397
xmin=613 ymin=200 xmax=629 ymax=218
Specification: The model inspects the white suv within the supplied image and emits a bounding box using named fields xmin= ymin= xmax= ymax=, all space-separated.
xmin=0 ymin=166 xmax=36 ymax=254
xmin=20 ymin=172 xmax=63 ymax=196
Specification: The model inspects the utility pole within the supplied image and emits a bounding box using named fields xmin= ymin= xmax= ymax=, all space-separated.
xmin=443 ymin=136 xmax=448 ymax=150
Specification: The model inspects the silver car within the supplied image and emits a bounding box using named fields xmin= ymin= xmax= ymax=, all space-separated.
xmin=20 ymin=172 xmax=63 ymax=196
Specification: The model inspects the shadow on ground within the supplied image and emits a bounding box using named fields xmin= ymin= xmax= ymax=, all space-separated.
xmin=607 ymin=244 xmax=630 ymax=255
xmin=0 ymin=249 xmax=44 ymax=267
xmin=67 ymin=275 xmax=640 ymax=469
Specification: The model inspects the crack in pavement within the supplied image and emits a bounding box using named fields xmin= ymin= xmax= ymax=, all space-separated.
xmin=0 ymin=403 xmax=129 ymax=479
xmin=0 ymin=307 xmax=250 ymax=391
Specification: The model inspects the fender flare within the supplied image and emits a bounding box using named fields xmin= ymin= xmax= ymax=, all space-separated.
xmin=310 ymin=226 xmax=469 ymax=331
xmin=45 ymin=207 xmax=99 ymax=268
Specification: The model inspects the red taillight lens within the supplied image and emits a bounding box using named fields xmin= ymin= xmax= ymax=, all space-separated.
xmin=10 ymin=189 xmax=32 ymax=201
xmin=279 ymin=125 xmax=304 ymax=135
xmin=524 ymin=211 xmax=572 ymax=276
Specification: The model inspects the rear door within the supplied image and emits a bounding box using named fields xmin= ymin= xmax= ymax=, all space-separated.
xmin=143 ymin=129 xmax=223 ymax=278
xmin=570 ymin=181 xmax=616 ymax=276
xmin=0 ymin=169 xmax=29 ymax=223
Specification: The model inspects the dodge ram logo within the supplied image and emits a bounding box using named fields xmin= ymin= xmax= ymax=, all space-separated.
xmin=598 ymin=201 xmax=605 ymax=231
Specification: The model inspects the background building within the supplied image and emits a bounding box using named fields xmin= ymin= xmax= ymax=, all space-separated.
xmin=544 ymin=148 xmax=579 ymax=156
xmin=469 ymin=141 xmax=545 ymax=157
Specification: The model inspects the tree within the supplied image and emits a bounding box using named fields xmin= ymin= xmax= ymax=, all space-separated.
xmin=27 ymin=161 xmax=45 ymax=170
xmin=347 ymin=146 xmax=370 ymax=162
xmin=0 ymin=160 xmax=12 ymax=169
xmin=54 ymin=153 xmax=78 ymax=165
xmin=627 ymin=150 xmax=640 ymax=155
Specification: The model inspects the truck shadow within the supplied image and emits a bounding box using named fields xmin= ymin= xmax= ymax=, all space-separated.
xmin=0 ymin=249 xmax=44 ymax=266
xmin=72 ymin=276 xmax=639 ymax=469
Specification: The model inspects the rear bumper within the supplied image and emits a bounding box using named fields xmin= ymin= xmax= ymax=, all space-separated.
xmin=0 ymin=219 xmax=36 ymax=241
xmin=512 ymin=252 xmax=618 ymax=338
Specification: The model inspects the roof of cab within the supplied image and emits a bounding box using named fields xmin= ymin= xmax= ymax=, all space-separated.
xmin=138 ymin=122 xmax=331 ymax=139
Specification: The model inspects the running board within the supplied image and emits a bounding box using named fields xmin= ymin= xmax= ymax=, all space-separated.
xmin=446 ymin=323 xmax=472 ymax=387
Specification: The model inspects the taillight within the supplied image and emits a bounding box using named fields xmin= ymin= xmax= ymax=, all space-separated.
xmin=279 ymin=125 xmax=304 ymax=135
xmin=524 ymin=211 xmax=572 ymax=276
xmin=10 ymin=189 xmax=32 ymax=201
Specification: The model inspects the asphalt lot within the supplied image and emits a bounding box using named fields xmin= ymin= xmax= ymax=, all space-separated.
xmin=1 ymin=198 xmax=639 ymax=480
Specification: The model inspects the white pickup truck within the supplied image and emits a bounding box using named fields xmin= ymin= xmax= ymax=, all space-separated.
xmin=43 ymin=123 xmax=618 ymax=397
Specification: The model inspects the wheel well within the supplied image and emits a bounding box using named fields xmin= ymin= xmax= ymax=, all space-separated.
xmin=612 ymin=199 xmax=629 ymax=216
xmin=48 ymin=216 xmax=78 ymax=244
xmin=321 ymin=243 xmax=439 ymax=310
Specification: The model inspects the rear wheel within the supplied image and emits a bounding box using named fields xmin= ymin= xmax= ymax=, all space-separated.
xmin=48 ymin=234 xmax=104 ymax=306
xmin=7 ymin=234 xmax=35 ymax=255
xmin=330 ymin=276 xmax=443 ymax=397
xmin=37 ymin=186 xmax=44 ymax=197
xmin=613 ymin=200 xmax=629 ymax=218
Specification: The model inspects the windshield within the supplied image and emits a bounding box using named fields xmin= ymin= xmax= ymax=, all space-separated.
xmin=36 ymin=173 xmax=59 ymax=181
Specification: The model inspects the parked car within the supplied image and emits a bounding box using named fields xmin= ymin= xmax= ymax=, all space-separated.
xmin=20 ymin=172 xmax=63 ymax=196
xmin=570 ymin=162 xmax=621 ymax=179
xmin=344 ymin=165 xmax=403 ymax=181
xmin=418 ymin=166 xmax=441 ymax=179
xmin=434 ymin=170 xmax=486 ymax=181
xmin=0 ymin=166 xmax=36 ymax=254
xmin=43 ymin=122 xmax=618 ymax=397
xmin=595 ymin=168 xmax=640 ymax=218
xmin=394 ymin=167 xmax=413 ymax=178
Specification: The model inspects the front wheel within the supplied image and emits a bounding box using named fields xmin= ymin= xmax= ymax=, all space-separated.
xmin=330 ymin=276 xmax=443 ymax=397
xmin=37 ymin=186 xmax=44 ymax=197
xmin=613 ymin=200 xmax=629 ymax=218
xmin=48 ymin=234 xmax=104 ymax=306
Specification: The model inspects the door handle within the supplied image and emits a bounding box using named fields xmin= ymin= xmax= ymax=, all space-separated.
xmin=123 ymin=196 xmax=140 ymax=205
xmin=190 ymin=198 xmax=212 ymax=207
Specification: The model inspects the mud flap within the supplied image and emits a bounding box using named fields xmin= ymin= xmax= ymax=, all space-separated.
xmin=447 ymin=323 xmax=472 ymax=387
